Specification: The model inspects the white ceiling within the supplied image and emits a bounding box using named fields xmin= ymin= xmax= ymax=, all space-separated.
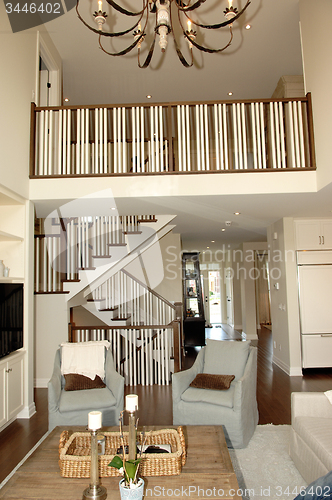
xmin=37 ymin=0 xmax=332 ymax=250
xmin=44 ymin=0 xmax=303 ymax=105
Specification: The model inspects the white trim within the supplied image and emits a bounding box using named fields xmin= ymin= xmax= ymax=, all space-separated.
xmin=34 ymin=378 xmax=49 ymax=388
xmin=36 ymin=31 xmax=61 ymax=107
xmin=273 ymin=355 xmax=303 ymax=376
xmin=17 ymin=402 xmax=36 ymax=419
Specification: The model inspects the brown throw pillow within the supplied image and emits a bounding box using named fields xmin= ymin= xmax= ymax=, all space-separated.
xmin=64 ymin=373 xmax=106 ymax=391
xmin=190 ymin=373 xmax=235 ymax=391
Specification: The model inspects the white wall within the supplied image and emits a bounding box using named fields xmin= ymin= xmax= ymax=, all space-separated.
xmin=299 ymin=0 xmax=332 ymax=189
xmin=241 ymin=242 xmax=268 ymax=340
xmin=35 ymin=294 xmax=69 ymax=387
xmin=0 ymin=5 xmax=36 ymax=199
xmin=267 ymin=218 xmax=302 ymax=376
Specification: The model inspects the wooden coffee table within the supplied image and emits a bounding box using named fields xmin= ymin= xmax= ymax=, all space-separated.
xmin=0 ymin=425 xmax=241 ymax=499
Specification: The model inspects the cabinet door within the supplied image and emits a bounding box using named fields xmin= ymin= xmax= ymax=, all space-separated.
xmin=0 ymin=364 xmax=7 ymax=427
xmin=7 ymin=356 xmax=24 ymax=420
xmin=295 ymin=221 xmax=321 ymax=250
xmin=302 ymin=334 xmax=332 ymax=368
xmin=321 ymin=221 xmax=332 ymax=248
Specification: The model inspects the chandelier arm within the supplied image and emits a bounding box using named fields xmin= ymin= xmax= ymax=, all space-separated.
xmin=170 ymin=4 xmax=193 ymax=67
xmin=177 ymin=5 xmax=234 ymax=53
xmin=180 ymin=0 xmax=251 ymax=29
xmin=174 ymin=0 xmax=207 ymax=13
xmin=105 ymin=0 xmax=146 ymax=17
xmin=76 ymin=0 xmax=143 ymax=37
xmin=137 ymin=36 xmax=156 ymax=68
xmin=98 ymin=34 xmax=143 ymax=56
xmin=186 ymin=26 xmax=233 ymax=53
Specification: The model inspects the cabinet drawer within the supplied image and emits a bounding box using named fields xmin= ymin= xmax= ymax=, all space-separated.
xmin=302 ymin=334 xmax=332 ymax=368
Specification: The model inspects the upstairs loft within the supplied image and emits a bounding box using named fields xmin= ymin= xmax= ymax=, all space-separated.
xmin=29 ymin=93 xmax=317 ymax=202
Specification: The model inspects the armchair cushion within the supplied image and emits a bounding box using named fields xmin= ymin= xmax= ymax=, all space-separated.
xmin=64 ymin=373 xmax=106 ymax=391
xmin=181 ymin=386 xmax=235 ymax=408
xmin=190 ymin=373 xmax=235 ymax=390
xmin=59 ymin=387 xmax=117 ymax=412
xmin=203 ymin=339 xmax=250 ymax=380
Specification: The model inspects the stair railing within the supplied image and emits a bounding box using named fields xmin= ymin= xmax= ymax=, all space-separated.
xmin=68 ymin=323 xmax=179 ymax=386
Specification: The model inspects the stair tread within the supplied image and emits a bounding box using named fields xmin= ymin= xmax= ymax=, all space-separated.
xmin=122 ymin=231 xmax=142 ymax=235
xmin=91 ymin=255 xmax=112 ymax=258
xmin=107 ymin=243 xmax=127 ymax=247
xmin=99 ymin=307 xmax=118 ymax=312
xmin=87 ymin=298 xmax=105 ymax=302
xmin=61 ymin=279 xmax=80 ymax=283
xmin=112 ymin=316 xmax=131 ymax=321
xmin=77 ymin=267 xmax=96 ymax=270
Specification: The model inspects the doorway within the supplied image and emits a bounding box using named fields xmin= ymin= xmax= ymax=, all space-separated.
xmin=255 ymin=252 xmax=271 ymax=328
xmin=208 ymin=271 xmax=222 ymax=324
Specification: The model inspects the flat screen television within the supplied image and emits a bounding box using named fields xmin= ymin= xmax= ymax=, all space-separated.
xmin=0 ymin=283 xmax=23 ymax=359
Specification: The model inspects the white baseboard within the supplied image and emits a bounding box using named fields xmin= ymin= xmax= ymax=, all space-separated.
xmin=272 ymin=355 xmax=302 ymax=376
xmin=35 ymin=378 xmax=49 ymax=388
xmin=17 ymin=402 xmax=36 ymax=419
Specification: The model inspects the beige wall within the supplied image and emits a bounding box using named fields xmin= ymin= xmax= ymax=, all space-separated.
xmin=300 ymin=0 xmax=332 ymax=189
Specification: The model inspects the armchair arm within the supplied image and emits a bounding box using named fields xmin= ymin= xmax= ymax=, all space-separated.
xmin=48 ymin=349 xmax=62 ymax=413
xmin=105 ymin=350 xmax=124 ymax=405
xmin=172 ymin=348 xmax=205 ymax=403
xmin=291 ymin=392 xmax=332 ymax=423
xmin=233 ymin=346 xmax=257 ymax=412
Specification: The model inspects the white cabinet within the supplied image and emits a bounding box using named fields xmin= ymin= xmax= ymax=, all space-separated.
xmin=295 ymin=219 xmax=332 ymax=250
xmin=0 ymin=351 xmax=25 ymax=429
xmin=302 ymin=334 xmax=332 ymax=369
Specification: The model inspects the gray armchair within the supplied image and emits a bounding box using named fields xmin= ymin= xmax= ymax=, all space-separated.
xmin=48 ymin=348 xmax=124 ymax=430
xmin=172 ymin=339 xmax=258 ymax=448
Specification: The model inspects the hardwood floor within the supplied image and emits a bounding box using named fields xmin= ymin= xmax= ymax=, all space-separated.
xmin=1 ymin=325 xmax=332 ymax=485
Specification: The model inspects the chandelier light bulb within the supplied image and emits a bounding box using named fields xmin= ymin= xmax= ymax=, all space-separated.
xmin=98 ymin=0 xmax=102 ymax=11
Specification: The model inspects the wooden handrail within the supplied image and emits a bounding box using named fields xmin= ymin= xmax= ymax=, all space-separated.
xmin=121 ymin=269 xmax=176 ymax=310
xmin=33 ymin=95 xmax=310 ymax=112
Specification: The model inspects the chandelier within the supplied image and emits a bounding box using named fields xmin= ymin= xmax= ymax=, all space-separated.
xmin=76 ymin=0 xmax=251 ymax=68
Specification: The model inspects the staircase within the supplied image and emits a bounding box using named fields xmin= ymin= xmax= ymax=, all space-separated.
xmin=34 ymin=213 xmax=182 ymax=385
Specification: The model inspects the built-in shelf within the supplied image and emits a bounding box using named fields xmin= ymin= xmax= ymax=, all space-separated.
xmin=0 ymin=230 xmax=23 ymax=242
xmin=0 ymin=277 xmax=24 ymax=282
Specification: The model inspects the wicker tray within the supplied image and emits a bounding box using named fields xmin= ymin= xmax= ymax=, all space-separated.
xmin=59 ymin=427 xmax=186 ymax=478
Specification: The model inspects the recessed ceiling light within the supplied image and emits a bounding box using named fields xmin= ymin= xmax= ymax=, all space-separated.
xmin=111 ymin=207 xmax=116 ymax=210
xmin=211 ymin=240 xmax=215 ymax=243
xmin=245 ymin=24 xmax=251 ymax=30
xmin=221 ymin=228 xmax=226 ymax=232
xmin=207 ymin=246 xmax=210 ymax=249
xmin=146 ymin=95 xmax=152 ymax=99
xmin=228 ymin=92 xmax=233 ymax=96
xmin=234 ymin=212 xmax=241 ymax=215
xmin=64 ymin=98 xmax=70 ymax=102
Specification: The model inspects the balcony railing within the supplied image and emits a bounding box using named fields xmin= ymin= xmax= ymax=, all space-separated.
xmin=30 ymin=94 xmax=316 ymax=178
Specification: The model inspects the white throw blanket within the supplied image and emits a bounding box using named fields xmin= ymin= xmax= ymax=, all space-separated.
xmin=60 ymin=341 xmax=110 ymax=380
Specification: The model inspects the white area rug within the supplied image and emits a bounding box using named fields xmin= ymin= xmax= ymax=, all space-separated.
xmin=229 ymin=425 xmax=307 ymax=500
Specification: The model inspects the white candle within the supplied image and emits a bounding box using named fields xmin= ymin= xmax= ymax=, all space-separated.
xmin=98 ymin=0 xmax=102 ymax=10
xmin=88 ymin=411 xmax=102 ymax=430
xmin=187 ymin=19 xmax=191 ymax=32
xmin=228 ymin=0 xmax=233 ymax=8
xmin=125 ymin=394 xmax=138 ymax=412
